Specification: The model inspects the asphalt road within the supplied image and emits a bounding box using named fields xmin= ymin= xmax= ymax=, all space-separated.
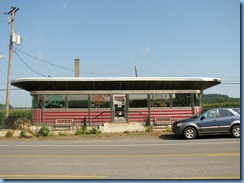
xmin=0 ymin=134 xmax=240 ymax=180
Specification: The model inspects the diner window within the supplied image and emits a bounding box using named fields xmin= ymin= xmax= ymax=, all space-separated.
xmin=45 ymin=94 xmax=65 ymax=108
xmin=32 ymin=95 xmax=43 ymax=109
xmin=191 ymin=94 xmax=201 ymax=107
xmin=150 ymin=94 xmax=170 ymax=107
xmin=172 ymin=94 xmax=191 ymax=107
xmin=129 ymin=94 xmax=147 ymax=108
xmin=91 ymin=94 xmax=110 ymax=108
xmin=68 ymin=95 xmax=88 ymax=108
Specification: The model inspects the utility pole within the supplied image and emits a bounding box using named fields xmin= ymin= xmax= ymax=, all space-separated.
xmin=134 ymin=66 xmax=138 ymax=77
xmin=4 ymin=7 xmax=19 ymax=119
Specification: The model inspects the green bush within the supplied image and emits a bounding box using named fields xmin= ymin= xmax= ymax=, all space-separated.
xmin=13 ymin=118 xmax=31 ymax=130
xmin=9 ymin=109 xmax=32 ymax=119
xmin=75 ymin=126 xmax=101 ymax=135
xmin=75 ymin=126 xmax=88 ymax=136
xmin=58 ymin=132 xmax=69 ymax=136
xmin=5 ymin=130 xmax=14 ymax=138
xmin=89 ymin=127 xmax=101 ymax=134
xmin=38 ymin=126 xmax=50 ymax=137
xmin=0 ymin=110 xmax=4 ymax=128
xmin=145 ymin=126 xmax=153 ymax=132
xmin=3 ymin=109 xmax=32 ymax=129
xmin=19 ymin=130 xmax=27 ymax=137
xmin=47 ymin=131 xmax=56 ymax=138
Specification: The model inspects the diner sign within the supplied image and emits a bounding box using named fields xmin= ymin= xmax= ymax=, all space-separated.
xmin=150 ymin=94 xmax=170 ymax=99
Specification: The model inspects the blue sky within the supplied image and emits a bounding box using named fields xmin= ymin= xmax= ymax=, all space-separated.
xmin=0 ymin=0 xmax=240 ymax=107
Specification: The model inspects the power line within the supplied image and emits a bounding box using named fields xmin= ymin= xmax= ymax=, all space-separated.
xmin=15 ymin=48 xmax=134 ymax=76
xmin=15 ymin=48 xmax=74 ymax=72
xmin=138 ymin=69 xmax=182 ymax=77
xmin=12 ymin=49 xmax=242 ymax=79
xmin=14 ymin=51 xmax=46 ymax=77
xmin=0 ymin=88 xmax=21 ymax=91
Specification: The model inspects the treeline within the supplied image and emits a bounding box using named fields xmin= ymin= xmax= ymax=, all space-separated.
xmin=202 ymin=94 xmax=240 ymax=108
xmin=0 ymin=104 xmax=13 ymax=110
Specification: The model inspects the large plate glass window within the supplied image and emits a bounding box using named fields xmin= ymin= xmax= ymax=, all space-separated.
xmin=172 ymin=94 xmax=191 ymax=107
xmin=68 ymin=95 xmax=88 ymax=108
xmin=150 ymin=94 xmax=170 ymax=107
xmin=194 ymin=94 xmax=201 ymax=107
xmin=129 ymin=94 xmax=147 ymax=108
xmin=45 ymin=94 xmax=65 ymax=108
xmin=91 ymin=94 xmax=110 ymax=108
xmin=32 ymin=95 xmax=43 ymax=109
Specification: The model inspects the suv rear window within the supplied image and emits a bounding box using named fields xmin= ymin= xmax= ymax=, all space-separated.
xmin=232 ymin=108 xmax=240 ymax=114
xmin=219 ymin=109 xmax=234 ymax=117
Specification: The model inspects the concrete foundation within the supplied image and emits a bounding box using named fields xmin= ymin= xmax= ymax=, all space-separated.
xmin=99 ymin=122 xmax=145 ymax=133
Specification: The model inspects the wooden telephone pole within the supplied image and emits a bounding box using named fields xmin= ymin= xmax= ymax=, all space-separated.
xmin=4 ymin=7 xmax=19 ymax=119
xmin=135 ymin=66 xmax=138 ymax=77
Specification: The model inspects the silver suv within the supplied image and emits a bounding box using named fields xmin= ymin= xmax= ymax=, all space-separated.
xmin=172 ymin=108 xmax=240 ymax=140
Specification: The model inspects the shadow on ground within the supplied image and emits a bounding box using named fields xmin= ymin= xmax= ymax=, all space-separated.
xmin=159 ymin=133 xmax=232 ymax=140
xmin=158 ymin=133 xmax=183 ymax=140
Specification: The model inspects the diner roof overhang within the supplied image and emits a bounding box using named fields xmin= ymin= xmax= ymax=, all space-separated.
xmin=11 ymin=77 xmax=221 ymax=92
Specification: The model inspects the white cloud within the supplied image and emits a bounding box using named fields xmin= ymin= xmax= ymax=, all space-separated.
xmin=144 ymin=47 xmax=151 ymax=54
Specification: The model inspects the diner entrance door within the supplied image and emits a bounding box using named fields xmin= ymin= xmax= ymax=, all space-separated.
xmin=113 ymin=95 xmax=126 ymax=122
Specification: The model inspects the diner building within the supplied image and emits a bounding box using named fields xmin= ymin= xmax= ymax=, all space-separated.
xmin=11 ymin=77 xmax=221 ymax=127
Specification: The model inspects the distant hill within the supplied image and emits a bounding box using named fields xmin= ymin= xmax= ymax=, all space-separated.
xmin=202 ymin=94 xmax=239 ymax=103
xmin=202 ymin=94 xmax=240 ymax=108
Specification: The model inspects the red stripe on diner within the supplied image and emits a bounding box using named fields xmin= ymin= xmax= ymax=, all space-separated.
xmin=44 ymin=112 xmax=88 ymax=115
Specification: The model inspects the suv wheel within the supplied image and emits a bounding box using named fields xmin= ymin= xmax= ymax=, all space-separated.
xmin=231 ymin=125 xmax=240 ymax=138
xmin=183 ymin=127 xmax=197 ymax=140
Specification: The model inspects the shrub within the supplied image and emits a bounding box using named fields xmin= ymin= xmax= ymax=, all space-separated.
xmin=9 ymin=109 xmax=32 ymax=119
xmin=47 ymin=131 xmax=56 ymax=138
xmin=75 ymin=126 xmax=88 ymax=136
xmin=4 ymin=109 xmax=31 ymax=129
xmin=38 ymin=126 xmax=50 ymax=137
xmin=13 ymin=118 xmax=31 ymax=130
xmin=89 ymin=127 xmax=101 ymax=134
xmin=145 ymin=126 xmax=153 ymax=132
xmin=75 ymin=128 xmax=82 ymax=136
xmin=0 ymin=110 xmax=4 ymax=128
xmin=19 ymin=130 xmax=27 ymax=138
xmin=5 ymin=130 xmax=14 ymax=138
xmin=75 ymin=127 xmax=101 ymax=135
xmin=58 ymin=132 xmax=69 ymax=136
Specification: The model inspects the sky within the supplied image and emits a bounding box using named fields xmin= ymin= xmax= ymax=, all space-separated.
xmin=0 ymin=0 xmax=240 ymax=107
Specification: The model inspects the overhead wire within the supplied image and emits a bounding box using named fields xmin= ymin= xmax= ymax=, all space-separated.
xmin=12 ymin=49 xmax=241 ymax=83
xmin=14 ymin=51 xmax=46 ymax=77
xmin=138 ymin=69 xmax=183 ymax=77
xmin=0 ymin=88 xmax=21 ymax=91
xmin=15 ymin=48 xmax=134 ymax=76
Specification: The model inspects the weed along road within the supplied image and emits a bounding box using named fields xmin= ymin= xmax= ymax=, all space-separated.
xmin=0 ymin=135 xmax=240 ymax=179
